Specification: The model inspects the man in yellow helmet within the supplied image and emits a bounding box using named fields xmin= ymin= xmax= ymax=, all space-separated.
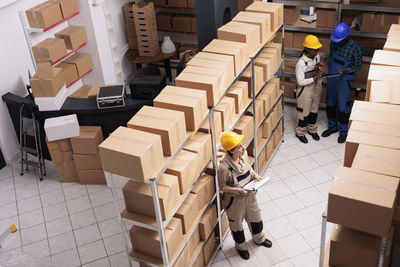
xmin=218 ymin=132 xmax=272 ymax=260
xmin=295 ymin=35 xmax=324 ymax=144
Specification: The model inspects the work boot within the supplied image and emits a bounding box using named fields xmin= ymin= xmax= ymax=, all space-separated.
xmin=296 ymin=134 xmax=308 ymax=144
xmin=238 ymin=250 xmax=250 ymax=260
xmin=321 ymin=128 xmax=338 ymax=138
xmin=338 ymin=134 xmax=347 ymax=144
xmin=259 ymin=239 xmax=273 ymax=248
xmin=308 ymin=132 xmax=320 ymax=141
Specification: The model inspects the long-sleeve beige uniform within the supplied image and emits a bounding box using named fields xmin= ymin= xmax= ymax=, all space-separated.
xmin=218 ymin=151 xmax=266 ymax=251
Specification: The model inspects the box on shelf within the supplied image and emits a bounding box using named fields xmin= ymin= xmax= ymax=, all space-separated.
xmin=174 ymin=243 xmax=190 ymax=267
xmin=328 ymin=166 xmax=398 ymax=237
xmin=26 ymin=2 xmax=63 ymax=29
xmin=192 ymin=249 xmax=204 ymax=267
xmin=369 ymin=80 xmax=400 ymax=104
xmin=99 ymin=126 xmax=164 ymax=181
xmin=240 ymin=65 xmax=264 ymax=97
xmin=255 ymin=56 xmax=274 ymax=85
xmin=247 ymin=99 xmax=264 ymax=127
xmin=214 ymin=97 xmax=235 ymax=131
xmin=169 ymin=0 xmax=187 ymax=8
xmin=77 ymin=169 xmax=106 ymax=184
xmin=153 ymin=86 xmax=208 ymax=132
xmin=63 ymin=53 xmax=93 ymax=77
xmin=199 ymin=111 xmax=222 ymax=142
xmin=183 ymin=132 xmax=212 ymax=173
xmin=203 ymin=231 xmax=218 ymax=265
xmin=191 ymin=174 xmax=215 ymax=210
xmin=366 ymin=65 xmax=400 ymax=101
xmin=233 ymin=11 xmax=271 ymax=43
xmin=56 ymin=62 xmax=78 ymax=86
xmin=55 ymin=159 xmax=79 ymax=182
xmin=72 ymin=154 xmax=102 ymax=170
xmin=33 ymin=38 xmax=67 ymax=64
xmin=130 ymin=217 xmax=183 ymax=261
xmin=267 ymin=42 xmax=282 ymax=61
xmin=50 ymin=0 xmax=79 ymax=19
xmin=172 ymin=14 xmax=192 ymax=32
xmin=123 ymin=173 xmax=179 ymax=220
xmin=127 ymin=106 xmax=186 ymax=156
xmin=293 ymin=32 xmax=307 ymax=49
xmin=156 ymin=12 xmax=173 ymax=31
xmin=276 ymin=32 xmax=293 ymax=49
xmin=245 ymin=2 xmax=283 ymax=31
xmin=274 ymin=120 xmax=283 ymax=148
xmin=70 ymin=126 xmax=103 ymax=155
xmin=174 ymin=196 xmax=198 ymax=234
xmin=44 ymin=114 xmax=79 ymax=142
xmin=199 ymin=204 xmax=217 ymax=241
xmin=316 ymin=9 xmax=336 ymax=29
xmin=284 ymin=6 xmax=300 ymax=25
xmin=226 ymin=86 xmax=245 ymax=114
xmin=247 ymin=127 xmax=264 ymax=157
xmin=30 ymin=67 xmax=65 ymax=97
xmin=361 ymin=12 xmax=400 ymax=34
xmin=55 ymin=26 xmax=87 ymax=50
xmin=234 ymin=115 xmax=254 ymax=146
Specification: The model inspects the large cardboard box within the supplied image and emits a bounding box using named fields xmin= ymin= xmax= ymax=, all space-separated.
xmin=44 ymin=114 xmax=79 ymax=142
xmin=154 ymin=86 xmax=208 ymax=132
xmin=284 ymin=6 xmax=300 ymax=25
xmin=202 ymin=39 xmax=247 ymax=77
xmin=46 ymin=137 xmax=72 ymax=152
xmin=63 ymin=53 xmax=92 ymax=77
xmin=369 ymin=80 xmax=400 ymax=104
xmin=233 ymin=11 xmax=270 ymax=44
xmin=191 ymin=174 xmax=215 ymax=210
xmin=56 ymin=62 xmax=78 ymax=86
xmin=130 ymin=217 xmax=183 ymax=261
xmin=371 ymin=49 xmax=400 ymax=68
xmin=123 ymin=173 xmax=179 ymax=219
xmin=218 ymin=21 xmax=261 ymax=56
xmin=226 ymin=86 xmax=245 ymax=114
xmin=26 ymin=2 xmax=63 ymax=29
xmin=33 ymin=38 xmax=67 ymax=63
xmin=203 ymin=232 xmax=218 ymax=265
xmin=174 ymin=195 xmax=198 ymax=234
xmin=55 ymin=26 xmax=86 ymax=51
xmin=99 ymin=126 xmax=164 ymax=181
xmin=166 ymin=150 xmax=200 ymax=194
xmin=276 ymin=32 xmax=293 ymax=49
xmin=245 ymin=2 xmax=283 ymax=31
xmin=214 ymin=97 xmax=235 ymax=131
xmin=172 ymin=14 xmax=192 ymax=32
xmin=128 ymin=106 xmax=186 ymax=156
xmin=328 ymin=167 xmax=398 ymax=237
xmin=169 ymin=0 xmax=187 ymax=8
xmin=73 ymin=154 xmax=102 ymax=170
xmin=198 ymin=111 xmax=222 ymax=142
xmin=77 ymin=169 xmax=106 ymax=184
xmin=30 ymin=67 xmax=65 ymax=97
xmin=366 ymin=65 xmax=400 ymax=101
xmin=350 ymin=101 xmax=400 ymax=126
xmin=317 ymin=9 xmax=336 ymax=29
xmin=173 ymin=243 xmax=190 ymax=267
xmin=262 ymin=115 xmax=273 ymax=139
xmin=361 ymin=13 xmax=400 ymax=34
xmin=192 ymin=249 xmax=204 ymax=267
xmin=247 ymin=99 xmax=264 ymax=127
xmin=352 ymin=144 xmax=400 ymax=179
xmin=240 ymin=65 xmax=264 ymax=97
xmin=156 ymin=12 xmax=173 ymax=31
xmin=293 ymin=32 xmax=307 ymax=49
xmin=267 ymin=42 xmax=282 ymax=61
xmin=255 ymin=56 xmax=274 ymax=84
xmin=234 ymin=115 xmax=254 ymax=146
xmin=71 ymin=126 xmax=103 ymax=155
xmin=199 ymin=204 xmax=217 ymax=240
xmin=183 ymin=132 xmax=212 ymax=173
xmin=55 ymin=159 xmax=79 ymax=182
xmin=48 ymin=149 xmax=72 ymax=164
xmin=188 ymin=223 xmax=201 ymax=257
xmin=50 ymin=0 xmax=79 ymax=19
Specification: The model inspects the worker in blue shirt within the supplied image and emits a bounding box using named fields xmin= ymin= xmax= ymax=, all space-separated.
xmin=321 ymin=23 xmax=362 ymax=143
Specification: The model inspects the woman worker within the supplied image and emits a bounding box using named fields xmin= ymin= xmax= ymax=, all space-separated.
xmin=295 ymin=35 xmax=324 ymax=144
xmin=218 ymin=132 xmax=272 ymax=260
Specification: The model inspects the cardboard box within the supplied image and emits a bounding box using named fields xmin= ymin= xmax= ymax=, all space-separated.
xmin=33 ymin=38 xmax=67 ymax=63
xmin=245 ymin=2 xmax=283 ymax=31
xmin=284 ymin=81 xmax=296 ymax=99
xmin=355 ymin=62 xmax=370 ymax=83
xmin=361 ymin=13 xmax=400 ymax=34
xmin=77 ymin=169 xmax=106 ymax=184
xmin=169 ymin=0 xmax=187 ymax=8
xmin=183 ymin=132 xmax=212 ymax=173
xmin=125 ymin=22 xmax=137 ymax=37
xmin=191 ymin=174 xmax=215 ymax=210
xmin=203 ymin=231 xmax=217 ymax=265
xmin=247 ymin=127 xmax=264 ymax=157
xmin=192 ymin=249 xmax=204 ymax=267
xmin=50 ymin=0 xmax=79 ymax=19
xmin=128 ymin=106 xmax=186 ymax=156
xmin=284 ymin=6 xmax=300 ymax=25
xmin=130 ymin=217 xmax=183 ymax=261
xmin=99 ymin=126 xmax=164 ymax=181
xmin=173 ymin=243 xmax=190 ymax=267
xmin=198 ymin=111 xmax=222 ymax=142
xmin=366 ymin=65 xmax=400 ymax=101
xmin=123 ymin=173 xmax=179 ymax=219
xmin=187 ymin=0 xmax=194 ymax=9
xmin=71 ymin=126 xmax=103 ymax=155
xmin=344 ymin=120 xmax=400 ymax=167
xmin=350 ymin=100 xmax=400 ymax=126
xmin=317 ymin=9 xmax=336 ymax=29
xmin=217 ymin=21 xmax=261 ymax=56
xmin=26 ymin=2 xmax=63 ymax=29
xmin=188 ymin=224 xmax=201 ymax=258
xmin=63 ymin=53 xmax=92 ymax=77
xmin=276 ymin=32 xmax=293 ymax=49
xmin=55 ymin=159 xmax=79 ymax=182
xmin=166 ymin=150 xmax=200 ymax=194
xmin=199 ymin=204 xmax=217 ymax=240
xmin=172 ymin=14 xmax=192 ymax=32
xmin=55 ymin=26 xmax=87 ymax=50
xmin=240 ymin=65 xmax=264 ymax=97
xmin=328 ymin=166 xmax=398 ymax=236
xmin=226 ymin=86 xmax=245 ymax=114
xmin=234 ymin=115 xmax=254 ymax=146
xmin=274 ymin=120 xmax=283 ymax=148
xmin=30 ymin=67 xmax=65 ymax=97
xmin=174 ymin=197 xmax=197 ymax=234
xmin=72 ymin=154 xmax=102 ymax=170
xmin=56 ymin=62 xmax=78 ymax=86
xmin=352 ymin=144 xmax=400 ymax=179
xmin=267 ymin=42 xmax=282 ymax=61
xmin=156 ymin=12 xmax=173 ymax=31
xmin=48 ymin=138 xmax=73 ymax=152
xmin=247 ymin=99 xmax=264 ymax=127
xmin=203 ymin=39 xmax=247 ymax=77
xmin=44 ymin=114 xmax=79 ymax=142
xmin=214 ymin=97 xmax=235 ymax=131
xmin=123 ymin=2 xmax=135 ymax=22
xmin=255 ymin=56 xmax=274 ymax=85
xmin=191 ymin=16 xmax=196 ymax=33
xmin=48 ymin=149 xmax=72 ymax=164
xmin=153 ymin=86 xmax=208 ymax=132
xmin=233 ymin=11 xmax=270 ymax=44
xmin=293 ymin=32 xmax=307 ymax=49
xmin=262 ymin=115 xmax=273 ymax=139
xmin=370 ymin=80 xmax=400 ymax=104
xmin=371 ymin=49 xmax=400 ymax=68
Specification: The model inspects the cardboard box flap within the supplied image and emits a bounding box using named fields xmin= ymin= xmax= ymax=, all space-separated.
xmin=371 ymin=49 xmax=400 ymax=67
xmin=331 ymin=225 xmax=382 ymax=251
xmin=370 ymin=80 xmax=400 ymax=104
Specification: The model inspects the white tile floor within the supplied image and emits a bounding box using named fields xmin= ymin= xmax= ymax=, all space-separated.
xmin=0 ymin=103 xmax=343 ymax=267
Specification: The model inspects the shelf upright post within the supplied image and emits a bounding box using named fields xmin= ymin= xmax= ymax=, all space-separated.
xmin=319 ymin=211 xmax=328 ymax=267
xmin=281 ymin=25 xmax=285 ymax=137
xmin=209 ymin=109 xmax=224 ymax=249
xmin=378 ymin=236 xmax=389 ymax=267
xmin=150 ymin=178 xmax=170 ymax=267
xmin=251 ymin=57 xmax=258 ymax=173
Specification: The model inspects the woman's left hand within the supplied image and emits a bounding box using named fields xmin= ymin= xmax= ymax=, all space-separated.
xmin=255 ymin=175 xmax=262 ymax=181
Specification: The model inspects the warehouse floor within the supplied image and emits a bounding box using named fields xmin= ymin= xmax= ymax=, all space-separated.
xmin=0 ymin=103 xmax=342 ymax=267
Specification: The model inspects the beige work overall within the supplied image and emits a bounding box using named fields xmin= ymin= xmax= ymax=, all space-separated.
xmin=218 ymin=151 xmax=266 ymax=251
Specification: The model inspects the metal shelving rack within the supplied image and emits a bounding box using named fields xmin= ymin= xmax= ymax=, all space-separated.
xmin=107 ymin=23 xmax=285 ymax=267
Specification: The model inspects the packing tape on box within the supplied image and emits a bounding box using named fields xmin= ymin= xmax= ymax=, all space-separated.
xmin=350 ymin=129 xmax=400 ymax=138
xmin=334 ymin=176 xmax=397 ymax=192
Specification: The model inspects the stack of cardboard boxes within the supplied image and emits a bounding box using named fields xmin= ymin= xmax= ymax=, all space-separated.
xmin=149 ymin=0 xmax=195 ymax=9
xmin=156 ymin=12 xmax=196 ymax=33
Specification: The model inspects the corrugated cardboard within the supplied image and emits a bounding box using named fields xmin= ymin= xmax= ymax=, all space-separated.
xmin=226 ymin=86 xmax=244 ymax=114
xmin=56 ymin=62 xmax=78 ymax=86
xmin=55 ymin=26 xmax=87 ymax=50
xmin=33 ymin=38 xmax=67 ymax=63
xmin=191 ymin=174 xmax=215 ymax=210
xmin=72 ymin=154 xmax=102 ymax=170
xmin=125 ymin=22 xmax=137 ymax=37
xmin=123 ymin=2 xmax=135 ymax=22
xmin=352 ymin=144 xmax=400 ymax=179
xmin=199 ymin=111 xmax=222 ymax=142
xmin=247 ymin=99 xmax=264 ymax=127
xmin=128 ymin=106 xmax=186 ymax=156
xmin=350 ymin=100 xmax=400 ymax=126
xmin=293 ymin=32 xmax=307 ymax=49
xmin=262 ymin=115 xmax=273 ymax=139
xmin=50 ymin=0 xmax=79 ymax=18
xmin=255 ymin=56 xmax=274 ymax=85
xmin=183 ymin=132 xmax=212 ymax=174
xmin=49 ymin=149 xmax=72 ymax=164
xmin=245 ymin=2 xmax=283 ymax=31
xmin=173 ymin=243 xmax=190 ymax=267
xmin=153 ymin=86 xmax=208 ymax=131
xmin=71 ymin=126 xmax=103 ymax=155
xmin=156 ymin=12 xmax=173 ymax=31
xmin=274 ymin=120 xmax=283 ymax=148
xmin=63 ymin=53 xmax=92 ymax=77
xmin=172 ymin=14 xmax=192 ymax=32
xmin=99 ymin=126 xmax=164 ymax=181
xmin=166 ymin=150 xmax=200 ymax=194
xmin=36 ymin=60 xmax=54 ymax=79
xmin=258 ymin=84 xmax=274 ymax=116
xmin=199 ymin=204 xmax=217 ymax=240
xmin=130 ymin=217 xmax=183 ymax=261
xmin=55 ymin=159 xmax=79 ymax=182
xmin=44 ymin=115 xmax=79 ymax=142
xmin=366 ymin=65 xmax=400 ymax=100
xmin=234 ymin=115 xmax=254 ymax=146
xmin=370 ymin=80 xmax=400 ymax=104
xmin=276 ymin=32 xmax=293 ymax=49
xmin=174 ymin=200 xmax=197 ymax=234
xmin=188 ymin=223 xmax=200 ymax=259
xmin=203 ymin=39 xmax=247 ymax=77
xmin=218 ymin=21 xmax=261 ymax=56
xmin=240 ymin=65 xmax=264 ymax=97
xmin=371 ymin=49 xmax=400 ymax=68
xmin=191 ymin=16 xmax=196 ymax=33
xmin=77 ymin=169 xmax=106 ymax=184
xmin=203 ymin=231 xmax=217 ymax=265
xmin=123 ymin=173 xmax=179 ymax=219
xmin=328 ymin=167 xmax=398 ymax=237
xmin=284 ymin=6 xmax=300 ymax=25
xmin=30 ymin=67 xmax=65 ymax=97
xmin=26 ymin=2 xmax=63 ymax=29
xmin=192 ymin=249 xmax=204 ymax=267
xmin=169 ymin=0 xmax=187 ymax=8
xmin=317 ymin=9 xmax=336 ymax=28
xmin=233 ymin=11 xmax=270 ymax=43
xmin=214 ymin=97 xmax=235 ymax=131
xmin=268 ymin=42 xmax=282 ymax=60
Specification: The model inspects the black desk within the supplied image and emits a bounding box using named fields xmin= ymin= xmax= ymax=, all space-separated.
xmin=2 ymin=93 xmax=152 ymax=160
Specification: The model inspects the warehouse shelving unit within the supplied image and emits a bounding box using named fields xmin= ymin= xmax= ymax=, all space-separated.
xmin=107 ymin=21 xmax=285 ymax=267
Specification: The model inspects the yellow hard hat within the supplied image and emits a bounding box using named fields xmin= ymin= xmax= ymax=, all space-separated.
xmin=220 ymin=132 xmax=244 ymax=151
xmin=303 ymin=35 xmax=323 ymax=49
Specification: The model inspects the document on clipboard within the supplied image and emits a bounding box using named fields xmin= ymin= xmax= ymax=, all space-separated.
xmin=242 ymin=177 xmax=270 ymax=191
